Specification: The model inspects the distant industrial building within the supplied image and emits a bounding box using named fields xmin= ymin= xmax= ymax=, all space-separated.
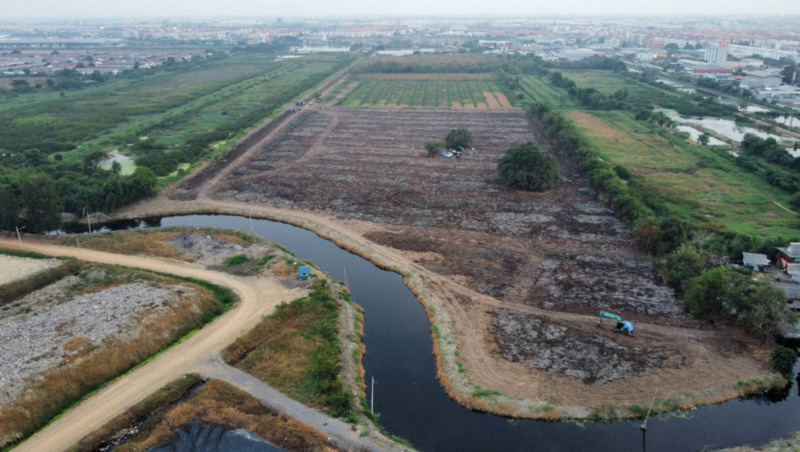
xmin=740 ymin=70 xmax=784 ymax=89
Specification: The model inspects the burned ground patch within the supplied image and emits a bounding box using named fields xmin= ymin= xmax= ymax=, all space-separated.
xmin=216 ymin=107 xmax=680 ymax=317
xmin=490 ymin=310 xmax=667 ymax=385
xmin=531 ymin=253 xmax=682 ymax=318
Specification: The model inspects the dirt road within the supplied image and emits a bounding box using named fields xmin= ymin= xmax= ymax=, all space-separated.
xmin=0 ymin=238 xmax=389 ymax=452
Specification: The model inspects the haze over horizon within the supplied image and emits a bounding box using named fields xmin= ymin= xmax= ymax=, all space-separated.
xmin=3 ymin=0 xmax=800 ymax=20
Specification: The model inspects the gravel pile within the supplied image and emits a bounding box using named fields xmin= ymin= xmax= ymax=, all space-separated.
xmin=0 ymin=281 xmax=184 ymax=406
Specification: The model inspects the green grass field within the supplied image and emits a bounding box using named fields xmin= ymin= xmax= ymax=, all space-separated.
xmin=567 ymin=109 xmax=799 ymax=240
xmin=517 ymin=75 xmax=571 ymax=106
xmin=337 ymin=75 xmax=513 ymax=109
xmin=1 ymin=54 xmax=349 ymax=168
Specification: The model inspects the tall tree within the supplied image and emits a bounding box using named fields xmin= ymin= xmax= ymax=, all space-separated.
xmin=20 ymin=174 xmax=62 ymax=233
xmin=444 ymin=128 xmax=474 ymax=149
xmin=498 ymin=142 xmax=560 ymax=191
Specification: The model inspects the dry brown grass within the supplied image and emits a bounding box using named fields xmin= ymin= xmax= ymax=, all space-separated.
xmin=269 ymin=259 xmax=297 ymax=278
xmin=0 ymin=277 xmax=223 ymax=449
xmin=53 ymin=228 xmax=257 ymax=261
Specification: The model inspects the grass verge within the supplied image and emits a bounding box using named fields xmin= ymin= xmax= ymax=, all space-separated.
xmin=223 ymin=279 xmax=355 ymax=418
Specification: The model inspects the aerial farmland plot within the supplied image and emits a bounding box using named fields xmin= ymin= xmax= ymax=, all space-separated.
xmin=211 ymin=103 xmax=768 ymax=415
xmin=337 ymin=73 xmax=515 ymax=109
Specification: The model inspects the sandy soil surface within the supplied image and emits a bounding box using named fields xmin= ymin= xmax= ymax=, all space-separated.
xmin=0 ymin=255 xmax=62 ymax=286
xmin=107 ymin=104 xmax=778 ymax=419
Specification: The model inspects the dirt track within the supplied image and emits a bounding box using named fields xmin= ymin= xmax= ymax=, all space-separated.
xmin=0 ymin=238 xmax=388 ymax=452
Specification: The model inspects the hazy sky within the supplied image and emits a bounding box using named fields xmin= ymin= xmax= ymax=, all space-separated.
xmin=3 ymin=0 xmax=800 ymax=19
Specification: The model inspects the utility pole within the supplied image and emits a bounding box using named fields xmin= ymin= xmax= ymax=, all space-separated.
xmin=76 ymin=238 xmax=83 ymax=260
xmin=249 ymin=213 xmax=253 ymax=233
xmin=640 ymin=390 xmax=658 ymax=452
xmin=87 ymin=213 xmax=93 ymax=234
xmin=15 ymin=225 xmax=26 ymax=250
xmin=371 ymin=376 xmax=376 ymax=413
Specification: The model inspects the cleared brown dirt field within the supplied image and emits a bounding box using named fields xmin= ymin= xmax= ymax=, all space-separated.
xmin=202 ymin=106 xmax=775 ymax=417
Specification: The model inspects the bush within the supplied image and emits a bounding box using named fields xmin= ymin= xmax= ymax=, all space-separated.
xmin=444 ymin=128 xmax=474 ymax=149
xmin=424 ymin=140 xmax=445 ymax=157
xmin=498 ymin=142 xmax=560 ymax=191
xmin=663 ymin=245 xmax=709 ymax=294
xmin=772 ymin=346 xmax=798 ymax=378
xmin=684 ymin=267 xmax=796 ymax=340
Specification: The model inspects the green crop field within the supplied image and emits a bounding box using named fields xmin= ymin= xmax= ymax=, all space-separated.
xmin=2 ymin=53 xmax=349 ymax=169
xmin=567 ymin=109 xmax=799 ymax=240
xmin=517 ymin=75 xmax=572 ymax=106
xmin=0 ymin=52 xmax=351 ymax=225
xmin=337 ymin=76 xmax=514 ymax=109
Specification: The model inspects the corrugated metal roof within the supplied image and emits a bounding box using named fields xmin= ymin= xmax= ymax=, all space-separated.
xmin=742 ymin=252 xmax=770 ymax=267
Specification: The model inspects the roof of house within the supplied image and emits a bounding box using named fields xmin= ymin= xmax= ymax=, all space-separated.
xmin=779 ymin=243 xmax=800 ymax=258
xmin=742 ymin=252 xmax=771 ymax=267
xmin=788 ymin=263 xmax=800 ymax=274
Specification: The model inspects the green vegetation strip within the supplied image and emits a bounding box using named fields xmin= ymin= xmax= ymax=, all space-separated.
xmin=223 ymin=279 xmax=354 ymax=418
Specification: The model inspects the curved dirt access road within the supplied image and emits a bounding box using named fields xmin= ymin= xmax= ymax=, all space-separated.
xmin=0 ymin=238 xmax=388 ymax=452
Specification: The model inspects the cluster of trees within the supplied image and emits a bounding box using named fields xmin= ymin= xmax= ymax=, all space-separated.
xmin=549 ymin=72 xmax=628 ymax=110
xmin=424 ymin=128 xmax=474 ymax=157
xmin=529 ymin=102 xmax=688 ymax=254
xmin=497 ymin=143 xmax=560 ymax=191
xmin=669 ymin=258 xmax=796 ymax=341
xmin=0 ymin=159 xmax=157 ymax=233
xmin=696 ymin=77 xmax=753 ymax=98
xmin=736 ymin=134 xmax=800 ymax=193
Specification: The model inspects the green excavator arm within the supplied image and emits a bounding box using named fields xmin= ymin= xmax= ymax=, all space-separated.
xmin=599 ymin=311 xmax=623 ymax=324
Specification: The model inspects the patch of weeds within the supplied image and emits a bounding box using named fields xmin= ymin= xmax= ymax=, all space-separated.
xmin=457 ymin=362 xmax=466 ymax=374
xmin=472 ymin=388 xmax=502 ymax=398
xmin=257 ymin=254 xmax=274 ymax=268
xmin=629 ymin=404 xmax=648 ymax=418
xmin=654 ymin=398 xmax=680 ymax=413
xmin=588 ymin=404 xmax=619 ymax=421
xmin=224 ymin=254 xmax=249 ymax=267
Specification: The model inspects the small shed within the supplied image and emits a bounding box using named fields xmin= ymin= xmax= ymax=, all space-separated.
xmin=742 ymin=252 xmax=770 ymax=271
xmin=298 ymin=266 xmax=311 ymax=280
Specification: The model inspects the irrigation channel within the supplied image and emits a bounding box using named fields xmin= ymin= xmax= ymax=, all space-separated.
xmin=72 ymin=214 xmax=800 ymax=451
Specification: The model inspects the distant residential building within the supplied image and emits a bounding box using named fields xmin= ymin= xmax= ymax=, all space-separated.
xmin=728 ymin=44 xmax=798 ymax=63
xmin=704 ymin=43 xmax=728 ymax=63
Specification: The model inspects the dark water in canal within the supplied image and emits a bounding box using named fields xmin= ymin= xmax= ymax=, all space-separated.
xmin=72 ymin=215 xmax=800 ymax=451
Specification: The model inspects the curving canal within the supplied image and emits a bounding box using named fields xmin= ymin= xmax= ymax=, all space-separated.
xmin=82 ymin=214 xmax=800 ymax=451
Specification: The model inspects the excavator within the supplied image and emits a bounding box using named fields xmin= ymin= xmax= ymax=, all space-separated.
xmin=599 ymin=311 xmax=634 ymax=336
